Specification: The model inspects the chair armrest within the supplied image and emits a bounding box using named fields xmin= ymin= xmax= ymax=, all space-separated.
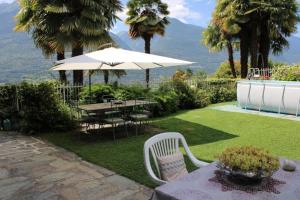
xmin=181 ymin=137 xmax=209 ymax=168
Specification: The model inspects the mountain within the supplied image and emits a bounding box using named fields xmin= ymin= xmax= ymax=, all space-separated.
xmin=118 ymin=18 xmax=300 ymax=70
xmin=0 ymin=1 xmax=300 ymax=83
xmin=117 ymin=18 xmax=228 ymax=73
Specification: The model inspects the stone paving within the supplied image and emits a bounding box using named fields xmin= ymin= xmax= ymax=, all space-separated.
xmin=0 ymin=132 xmax=152 ymax=200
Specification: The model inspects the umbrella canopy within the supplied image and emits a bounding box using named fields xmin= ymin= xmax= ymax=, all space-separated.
xmin=52 ymin=47 xmax=194 ymax=71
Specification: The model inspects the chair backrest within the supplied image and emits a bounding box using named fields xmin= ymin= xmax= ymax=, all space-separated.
xmin=144 ymin=132 xmax=187 ymax=185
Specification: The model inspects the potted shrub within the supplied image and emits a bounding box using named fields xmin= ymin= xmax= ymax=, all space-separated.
xmin=217 ymin=146 xmax=280 ymax=185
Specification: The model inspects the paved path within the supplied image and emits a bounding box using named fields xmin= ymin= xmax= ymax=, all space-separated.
xmin=0 ymin=132 xmax=152 ymax=200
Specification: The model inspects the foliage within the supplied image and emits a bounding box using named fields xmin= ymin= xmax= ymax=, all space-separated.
xmin=0 ymin=85 xmax=19 ymax=129
xmin=172 ymin=69 xmax=194 ymax=82
xmin=215 ymin=61 xmax=241 ymax=78
xmin=15 ymin=0 xmax=122 ymax=84
xmin=209 ymin=87 xmax=237 ymax=104
xmin=272 ymin=65 xmax=300 ymax=81
xmin=80 ymin=84 xmax=114 ymax=103
xmin=194 ymin=89 xmax=211 ymax=108
xmin=80 ymin=83 xmax=149 ymax=103
xmin=159 ymin=80 xmax=197 ymax=109
xmin=152 ymin=90 xmax=179 ymax=116
xmin=0 ymin=82 xmax=76 ymax=134
xmin=125 ymin=0 xmax=169 ymax=41
xmin=114 ymin=84 xmax=149 ymax=100
xmin=193 ymin=70 xmax=208 ymax=81
xmin=212 ymin=0 xmax=300 ymax=77
xmin=219 ymin=146 xmax=280 ymax=174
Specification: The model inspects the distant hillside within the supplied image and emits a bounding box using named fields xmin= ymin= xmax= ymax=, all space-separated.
xmin=118 ymin=18 xmax=300 ymax=70
xmin=0 ymin=1 xmax=300 ymax=83
xmin=117 ymin=18 xmax=228 ymax=73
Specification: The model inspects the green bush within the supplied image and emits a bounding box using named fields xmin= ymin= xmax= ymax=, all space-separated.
xmin=80 ymin=84 xmax=114 ymax=103
xmin=159 ymin=80 xmax=197 ymax=109
xmin=152 ymin=90 xmax=179 ymax=116
xmin=0 ymin=82 xmax=76 ymax=134
xmin=114 ymin=84 xmax=149 ymax=100
xmin=194 ymin=89 xmax=211 ymax=108
xmin=209 ymin=87 xmax=237 ymax=104
xmin=197 ymin=79 xmax=237 ymax=90
xmin=0 ymin=85 xmax=19 ymax=130
xmin=272 ymin=65 xmax=300 ymax=81
xmin=18 ymin=82 xmax=76 ymax=134
xmin=215 ymin=61 xmax=241 ymax=78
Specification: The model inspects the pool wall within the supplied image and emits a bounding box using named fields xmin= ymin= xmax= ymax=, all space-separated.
xmin=237 ymin=80 xmax=300 ymax=116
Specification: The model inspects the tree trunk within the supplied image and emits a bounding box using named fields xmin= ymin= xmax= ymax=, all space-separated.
xmin=103 ymin=70 xmax=109 ymax=84
xmin=72 ymin=46 xmax=84 ymax=85
xmin=258 ymin=19 xmax=270 ymax=68
xmin=57 ymin=52 xmax=67 ymax=83
xmin=250 ymin=21 xmax=258 ymax=69
xmin=144 ymin=35 xmax=151 ymax=88
xmin=226 ymin=41 xmax=237 ymax=78
xmin=240 ymin=26 xmax=250 ymax=79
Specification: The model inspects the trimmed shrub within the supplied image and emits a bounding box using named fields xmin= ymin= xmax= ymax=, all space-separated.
xmin=272 ymin=65 xmax=300 ymax=81
xmin=0 ymin=82 xmax=76 ymax=134
xmin=209 ymin=87 xmax=237 ymax=104
xmin=159 ymin=80 xmax=197 ymax=109
xmin=152 ymin=90 xmax=179 ymax=116
xmin=194 ymin=89 xmax=211 ymax=108
xmin=215 ymin=61 xmax=241 ymax=78
xmin=80 ymin=84 xmax=114 ymax=103
xmin=114 ymin=84 xmax=149 ymax=100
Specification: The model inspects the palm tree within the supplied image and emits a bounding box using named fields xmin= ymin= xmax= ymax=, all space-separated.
xmin=213 ymin=0 xmax=299 ymax=78
xmin=15 ymin=0 xmax=69 ymax=83
xmin=43 ymin=0 xmax=122 ymax=85
xmin=125 ymin=0 xmax=169 ymax=87
xmin=203 ymin=24 xmax=237 ymax=78
xmin=15 ymin=0 xmax=122 ymax=85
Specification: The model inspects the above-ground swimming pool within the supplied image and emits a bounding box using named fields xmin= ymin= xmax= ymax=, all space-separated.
xmin=237 ymin=80 xmax=300 ymax=116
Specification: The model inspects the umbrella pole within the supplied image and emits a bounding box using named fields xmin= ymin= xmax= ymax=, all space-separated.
xmin=89 ymin=71 xmax=92 ymax=103
xmin=146 ymin=69 xmax=150 ymax=88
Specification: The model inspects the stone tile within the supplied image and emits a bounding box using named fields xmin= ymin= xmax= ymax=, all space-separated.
xmin=0 ymin=132 xmax=152 ymax=200
xmin=38 ymin=171 xmax=75 ymax=183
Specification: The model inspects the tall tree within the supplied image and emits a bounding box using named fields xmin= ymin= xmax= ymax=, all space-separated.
xmin=15 ymin=0 xmax=122 ymax=85
xmin=125 ymin=0 xmax=169 ymax=87
xmin=15 ymin=0 xmax=69 ymax=83
xmin=203 ymin=24 xmax=238 ymax=78
xmin=43 ymin=0 xmax=122 ymax=85
xmin=213 ymin=0 xmax=299 ymax=78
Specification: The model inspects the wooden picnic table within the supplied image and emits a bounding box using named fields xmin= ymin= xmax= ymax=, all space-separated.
xmin=78 ymin=100 xmax=156 ymax=112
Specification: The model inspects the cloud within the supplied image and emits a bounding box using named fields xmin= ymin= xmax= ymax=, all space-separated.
xmin=162 ymin=0 xmax=202 ymax=22
xmin=0 ymin=0 xmax=15 ymax=3
xmin=117 ymin=8 xmax=128 ymax=21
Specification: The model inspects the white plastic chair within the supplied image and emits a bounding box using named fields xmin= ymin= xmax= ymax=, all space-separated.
xmin=144 ymin=132 xmax=209 ymax=185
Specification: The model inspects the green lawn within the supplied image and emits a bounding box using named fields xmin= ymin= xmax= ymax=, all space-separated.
xmin=41 ymin=103 xmax=300 ymax=188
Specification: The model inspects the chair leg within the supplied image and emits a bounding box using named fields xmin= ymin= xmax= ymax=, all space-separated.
xmin=125 ymin=121 xmax=128 ymax=137
xmin=112 ymin=123 xmax=116 ymax=140
xmin=135 ymin=121 xmax=138 ymax=136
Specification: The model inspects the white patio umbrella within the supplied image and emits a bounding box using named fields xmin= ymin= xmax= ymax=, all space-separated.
xmin=52 ymin=47 xmax=194 ymax=101
xmin=52 ymin=47 xmax=194 ymax=82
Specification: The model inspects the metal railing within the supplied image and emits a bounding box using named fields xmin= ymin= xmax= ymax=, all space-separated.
xmin=247 ymin=68 xmax=275 ymax=80
xmin=56 ymin=84 xmax=83 ymax=104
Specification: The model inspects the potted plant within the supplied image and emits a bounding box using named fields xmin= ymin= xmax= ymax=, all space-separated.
xmin=217 ymin=146 xmax=280 ymax=185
